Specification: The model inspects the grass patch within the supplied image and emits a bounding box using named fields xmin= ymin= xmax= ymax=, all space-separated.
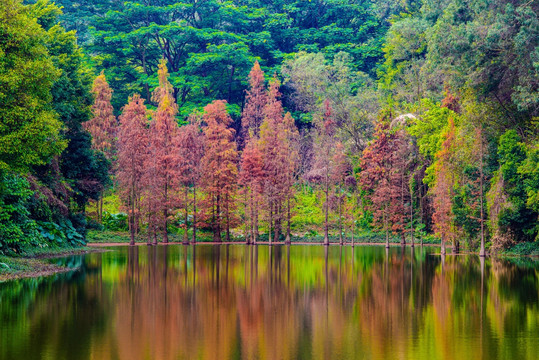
xmin=86 ymin=228 xmax=441 ymax=245
xmin=87 ymin=229 xmax=227 ymax=244
xmin=0 ymin=246 xmax=94 ymax=282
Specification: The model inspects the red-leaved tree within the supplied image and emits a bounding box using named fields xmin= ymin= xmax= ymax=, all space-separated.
xmin=282 ymin=111 xmax=300 ymax=244
xmin=117 ymin=94 xmax=148 ymax=245
xmin=259 ymin=76 xmax=289 ymax=243
xmin=177 ymin=115 xmax=205 ymax=244
xmin=84 ymin=71 xmax=117 ymax=222
xmin=85 ymin=71 xmax=117 ymax=159
xmin=360 ymin=115 xmax=400 ymax=248
xmin=240 ymin=138 xmax=264 ymax=244
xmin=201 ymin=100 xmax=238 ymax=242
xmin=146 ymin=59 xmax=180 ymax=244
xmin=242 ymin=61 xmax=267 ymax=140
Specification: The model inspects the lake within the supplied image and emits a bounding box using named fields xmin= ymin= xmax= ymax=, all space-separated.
xmin=0 ymin=245 xmax=538 ymax=360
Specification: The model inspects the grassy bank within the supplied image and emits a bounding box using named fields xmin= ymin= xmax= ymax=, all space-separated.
xmin=0 ymin=247 xmax=96 ymax=282
xmin=87 ymin=229 xmax=441 ymax=245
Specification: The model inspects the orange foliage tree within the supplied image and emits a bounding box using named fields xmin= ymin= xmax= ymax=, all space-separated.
xmin=116 ymin=94 xmax=148 ymax=245
xmin=258 ymin=76 xmax=290 ymax=243
xmin=360 ymin=116 xmax=405 ymax=248
xmin=282 ymin=112 xmax=300 ymax=243
xmin=241 ymin=61 xmax=267 ymax=140
xmin=146 ymin=59 xmax=180 ymax=244
xmin=201 ymin=100 xmax=238 ymax=242
xmin=85 ymin=71 xmax=117 ymax=159
xmin=84 ymin=71 xmax=117 ymax=221
xmin=177 ymin=116 xmax=205 ymax=244
xmin=240 ymin=139 xmax=264 ymax=244
xmin=432 ymin=118 xmax=457 ymax=255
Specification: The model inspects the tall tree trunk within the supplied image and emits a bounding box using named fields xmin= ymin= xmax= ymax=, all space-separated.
xmin=135 ymin=194 xmax=141 ymax=235
xmin=441 ymin=234 xmax=446 ymax=255
xmin=420 ymin=181 xmax=424 ymax=246
xmin=183 ymin=186 xmax=189 ymax=245
xmin=99 ymin=194 xmax=104 ymax=223
xmin=147 ymin=212 xmax=152 ymax=246
xmin=285 ymin=196 xmax=291 ymax=244
xmin=163 ymin=181 xmax=169 ymax=243
xmin=452 ymin=239 xmax=459 ymax=254
xmin=400 ymin=171 xmax=406 ymax=246
xmin=338 ymin=193 xmax=343 ymax=245
xmin=324 ymin=180 xmax=329 ymax=246
xmin=479 ymin=128 xmax=486 ymax=257
xmin=268 ymin=201 xmax=273 ymax=245
xmin=192 ymin=184 xmax=197 ymax=244
xmin=214 ymin=194 xmax=222 ymax=242
xmin=225 ymin=194 xmax=231 ymax=242
xmin=244 ymin=189 xmax=250 ymax=244
xmin=351 ymin=219 xmax=355 ymax=247
xmin=250 ymin=187 xmax=255 ymax=244
xmin=152 ymin=210 xmax=158 ymax=246
xmin=384 ymin=205 xmax=389 ymax=248
xmin=273 ymin=202 xmax=281 ymax=243
xmin=253 ymin=197 xmax=259 ymax=244
xmin=410 ymin=195 xmax=414 ymax=248
xmin=129 ymin=184 xmax=135 ymax=246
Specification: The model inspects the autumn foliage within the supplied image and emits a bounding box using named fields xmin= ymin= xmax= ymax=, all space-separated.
xmin=360 ymin=115 xmax=412 ymax=247
xmin=201 ymin=100 xmax=238 ymax=242
xmin=117 ymin=94 xmax=148 ymax=245
xmin=84 ymin=71 xmax=117 ymax=159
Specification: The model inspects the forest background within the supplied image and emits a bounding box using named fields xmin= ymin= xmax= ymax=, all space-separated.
xmin=0 ymin=0 xmax=537 ymax=256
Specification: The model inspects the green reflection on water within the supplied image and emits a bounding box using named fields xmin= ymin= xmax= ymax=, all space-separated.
xmin=0 ymin=245 xmax=538 ymax=360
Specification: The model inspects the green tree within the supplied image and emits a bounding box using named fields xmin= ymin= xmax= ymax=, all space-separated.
xmin=0 ymin=0 xmax=65 ymax=173
xmin=33 ymin=0 xmax=111 ymax=230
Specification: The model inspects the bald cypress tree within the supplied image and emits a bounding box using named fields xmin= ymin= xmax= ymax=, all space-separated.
xmin=201 ymin=100 xmax=238 ymax=242
xmin=147 ymin=59 xmax=180 ymax=244
xmin=117 ymin=94 xmax=148 ymax=245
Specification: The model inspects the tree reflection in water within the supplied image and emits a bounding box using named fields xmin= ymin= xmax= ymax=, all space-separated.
xmin=0 ymin=245 xmax=538 ymax=360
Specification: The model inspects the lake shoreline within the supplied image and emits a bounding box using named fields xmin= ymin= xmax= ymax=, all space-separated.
xmin=0 ymin=248 xmax=106 ymax=282
xmin=87 ymin=241 xmax=442 ymax=247
xmin=86 ymin=241 xmax=539 ymax=259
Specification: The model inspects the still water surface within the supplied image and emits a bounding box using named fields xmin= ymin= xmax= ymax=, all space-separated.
xmin=0 ymin=245 xmax=538 ymax=360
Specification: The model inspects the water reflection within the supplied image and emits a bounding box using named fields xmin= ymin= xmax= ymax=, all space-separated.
xmin=1 ymin=245 xmax=538 ymax=360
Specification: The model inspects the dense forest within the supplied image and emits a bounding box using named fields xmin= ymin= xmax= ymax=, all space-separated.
xmin=0 ymin=0 xmax=537 ymax=255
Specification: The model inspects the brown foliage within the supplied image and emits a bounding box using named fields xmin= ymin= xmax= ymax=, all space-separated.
xmin=201 ymin=100 xmax=238 ymax=241
xmin=145 ymin=60 xmax=181 ymax=243
xmin=117 ymin=94 xmax=149 ymax=245
xmin=360 ymin=117 xmax=412 ymax=246
xmin=242 ymin=61 xmax=267 ymax=140
xmin=84 ymin=71 xmax=117 ymax=159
